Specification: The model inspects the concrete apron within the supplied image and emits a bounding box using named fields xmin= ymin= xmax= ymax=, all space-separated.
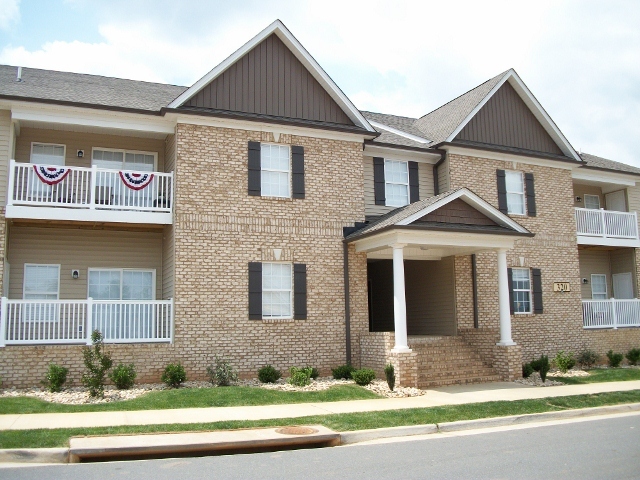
xmin=1 ymin=403 xmax=639 ymax=465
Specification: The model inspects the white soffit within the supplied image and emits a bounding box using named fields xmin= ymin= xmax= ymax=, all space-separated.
xmin=168 ymin=20 xmax=375 ymax=133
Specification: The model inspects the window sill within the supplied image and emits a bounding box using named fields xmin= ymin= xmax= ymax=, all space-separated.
xmin=258 ymin=195 xmax=295 ymax=202
xmin=262 ymin=318 xmax=296 ymax=323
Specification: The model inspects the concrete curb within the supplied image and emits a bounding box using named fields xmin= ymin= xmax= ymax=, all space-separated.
xmin=340 ymin=424 xmax=438 ymax=445
xmin=0 ymin=448 xmax=68 ymax=464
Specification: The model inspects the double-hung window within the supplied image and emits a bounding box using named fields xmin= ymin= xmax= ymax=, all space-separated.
xmin=591 ymin=274 xmax=608 ymax=300
xmin=261 ymin=144 xmax=290 ymax=198
xmin=584 ymin=194 xmax=600 ymax=210
xmin=262 ymin=263 xmax=292 ymax=318
xmin=384 ymin=160 xmax=409 ymax=207
xmin=512 ymin=268 xmax=532 ymax=314
xmin=30 ymin=143 xmax=66 ymax=199
xmin=23 ymin=264 xmax=60 ymax=322
xmin=505 ymin=171 xmax=525 ymax=215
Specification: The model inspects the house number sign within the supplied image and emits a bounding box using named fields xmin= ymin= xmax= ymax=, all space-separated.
xmin=553 ymin=282 xmax=571 ymax=292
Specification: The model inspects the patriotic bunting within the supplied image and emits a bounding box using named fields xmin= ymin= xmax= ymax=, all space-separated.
xmin=119 ymin=171 xmax=154 ymax=190
xmin=33 ymin=165 xmax=71 ymax=185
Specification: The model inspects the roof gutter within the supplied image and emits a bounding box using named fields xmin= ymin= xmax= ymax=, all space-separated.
xmin=432 ymin=149 xmax=447 ymax=195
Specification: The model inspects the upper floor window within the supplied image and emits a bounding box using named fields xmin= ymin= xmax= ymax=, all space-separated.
xmin=384 ymin=160 xmax=409 ymax=207
xmin=505 ymin=170 xmax=525 ymax=215
xmin=23 ymin=264 xmax=60 ymax=322
xmin=591 ymin=274 xmax=607 ymax=300
xmin=31 ymin=143 xmax=65 ymax=166
xmin=584 ymin=194 xmax=600 ymax=210
xmin=260 ymin=144 xmax=290 ymax=198
xmin=512 ymin=268 xmax=532 ymax=314
xmin=92 ymin=148 xmax=156 ymax=172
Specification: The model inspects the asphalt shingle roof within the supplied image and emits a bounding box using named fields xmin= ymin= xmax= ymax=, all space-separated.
xmin=580 ymin=153 xmax=640 ymax=175
xmin=361 ymin=111 xmax=431 ymax=150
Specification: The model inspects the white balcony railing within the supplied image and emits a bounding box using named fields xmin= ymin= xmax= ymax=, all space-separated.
xmin=0 ymin=298 xmax=174 ymax=346
xmin=575 ymin=207 xmax=638 ymax=239
xmin=7 ymin=160 xmax=173 ymax=217
xmin=582 ymin=299 xmax=640 ymax=329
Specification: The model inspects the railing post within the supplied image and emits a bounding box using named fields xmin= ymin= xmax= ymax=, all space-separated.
xmin=89 ymin=165 xmax=96 ymax=209
xmin=169 ymin=298 xmax=174 ymax=344
xmin=634 ymin=211 xmax=639 ymax=239
xmin=86 ymin=297 xmax=93 ymax=344
xmin=170 ymin=171 xmax=175 ymax=217
xmin=611 ymin=298 xmax=618 ymax=329
xmin=601 ymin=208 xmax=607 ymax=238
xmin=6 ymin=160 xmax=15 ymax=207
xmin=0 ymin=297 xmax=7 ymax=347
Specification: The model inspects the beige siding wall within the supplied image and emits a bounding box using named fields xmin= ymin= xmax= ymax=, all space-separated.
xmin=162 ymin=132 xmax=176 ymax=299
xmin=0 ymin=109 xmax=11 ymax=207
xmin=578 ymin=249 xmax=612 ymax=299
xmin=363 ymin=155 xmax=434 ymax=217
xmin=573 ymin=183 xmax=603 ymax=208
xmin=610 ymin=248 xmax=637 ymax=297
xmin=7 ymin=226 xmax=163 ymax=300
xmin=437 ymin=156 xmax=450 ymax=193
xmin=14 ymin=128 xmax=166 ymax=172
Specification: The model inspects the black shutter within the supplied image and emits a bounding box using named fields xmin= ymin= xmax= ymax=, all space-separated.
xmin=497 ymin=169 xmax=508 ymax=213
xmin=525 ymin=173 xmax=536 ymax=217
xmin=373 ymin=157 xmax=385 ymax=205
xmin=248 ymin=262 xmax=262 ymax=319
xmin=507 ymin=267 xmax=514 ymax=315
xmin=292 ymin=145 xmax=305 ymax=199
xmin=532 ymin=268 xmax=543 ymax=314
xmin=294 ymin=264 xmax=307 ymax=320
xmin=248 ymin=141 xmax=261 ymax=196
xmin=409 ymin=161 xmax=419 ymax=203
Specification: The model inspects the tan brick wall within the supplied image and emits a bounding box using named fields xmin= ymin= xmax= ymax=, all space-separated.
xmin=359 ymin=332 xmax=394 ymax=376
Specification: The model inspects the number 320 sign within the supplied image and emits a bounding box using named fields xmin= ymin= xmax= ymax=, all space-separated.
xmin=553 ymin=282 xmax=571 ymax=292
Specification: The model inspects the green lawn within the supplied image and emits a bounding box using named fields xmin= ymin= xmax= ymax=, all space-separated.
xmin=1 ymin=390 xmax=638 ymax=449
xmin=554 ymin=368 xmax=640 ymax=385
xmin=0 ymin=385 xmax=380 ymax=415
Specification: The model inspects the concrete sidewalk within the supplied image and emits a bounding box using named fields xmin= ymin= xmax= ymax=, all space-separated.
xmin=1 ymin=380 xmax=639 ymax=431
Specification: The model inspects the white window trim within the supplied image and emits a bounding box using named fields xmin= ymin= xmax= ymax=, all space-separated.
xmin=87 ymin=268 xmax=157 ymax=300
xmin=512 ymin=267 xmax=532 ymax=314
xmin=260 ymin=143 xmax=291 ymax=199
xmin=505 ymin=170 xmax=526 ymax=216
xmin=591 ymin=274 xmax=608 ymax=300
xmin=30 ymin=142 xmax=66 ymax=166
xmin=584 ymin=194 xmax=601 ymax=210
xmin=22 ymin=264 xmax=61 ymax=323
xmin=91 ymin=147 xmax=158 ymax=171
xmin=384 ymin=159 xmax=410 ymax=208
xmin=262 ymin=262 xmax=293 ymax=320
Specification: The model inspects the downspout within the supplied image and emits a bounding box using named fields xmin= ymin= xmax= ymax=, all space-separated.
xmin=343 ymin=241 xmax=351 ymax=365
xmin=432 ymin=150 xmax=447 ymax=196
xmin=472 ymin=254 xmax=479 ymax=328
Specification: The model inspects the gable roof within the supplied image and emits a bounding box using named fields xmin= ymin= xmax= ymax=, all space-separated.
xmin=580 ymin=152 xmax=640 ymax=176
xmin=168 ymin=20 xmax=375 ymax=133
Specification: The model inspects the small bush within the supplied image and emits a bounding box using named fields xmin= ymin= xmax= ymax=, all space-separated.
xmin=331 ymin=364 xmax=355 ymax=380
xmin=625 ymin=348 xmax=640 ymax=366
xmin=289 ymin=367 xmax=313 ymax=387
xmin=82 ymin=330 xmax=113 ymax=397
xmin=522 ymin=363 xmax=534 ymax=378
xmin=307 ymin=366 xmax=319 ymax=380
xmin=162 ymin=363 xmax=187 ymax=388
xmin=577 ymin=349 xmax=599 ymax=369
xmin=554 ymin=350 xmax=576 ymax=373
xmin=384 ymin=363 xmax=395 ymax=391
xmin=607 ymin=350 xmax=624 ymax=368
xmin=530 ymin=355 xmax=550 ymax=382
xmin=43 ymin=364 xmax=68 ymax=393
xmin=207 ymin=357 xmax=238 ymax=386
xmin=351 ymin=368 xmax=376 ymax=386
xmin=258 ymin=365 xmax=282 ymax=383
xmin=109 ymin=363 xmax=137 ymax=390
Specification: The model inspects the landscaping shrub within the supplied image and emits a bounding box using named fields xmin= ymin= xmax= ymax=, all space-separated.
xmin=522 ymin=362 xmax=534 ymax=379
xmin=43 ymin=364 xmax=68 ymax=393
xmin=289 ymin=367 xmax=313 ymax=387
xmin=307 ymin=366 xmax=319 ymax=380
xmin=82 ymin=330 xmax=113 ymax=397
xmin=109 ymin=363 xmax=137 ymax=390
xmin=530 ymin=355 xmax=550 ymax=382
xmin=331 ymin=364 xmax=355 ymax=380
xmin=258 ymin=365 xmax=282 ymax=383
xmin=554 ymin=351 xmax=576 ymax=373
xmin=625 ymin=348 xmax=640 ymax=366
xmin=162 ymin=363 xmax=187 ymax=388
xmin=577 ymin=349 xmax=599 ymax=369
xmin=352 ymin=368 xmax=376 ymax=386
xmin=384 ymin=363 xmax=395 ymax=391
xmin=606 ymin=350 xmax=624 ymax=368
xmin=207 ymin=357 xmax=238 ymax=386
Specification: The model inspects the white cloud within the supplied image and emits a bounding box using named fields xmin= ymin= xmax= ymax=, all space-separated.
xmin=0 ymin=0 xmax=20 ymax=30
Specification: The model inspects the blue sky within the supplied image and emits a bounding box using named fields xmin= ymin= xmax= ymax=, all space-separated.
xmin=1 ymin=0 xmax=639 ymax=166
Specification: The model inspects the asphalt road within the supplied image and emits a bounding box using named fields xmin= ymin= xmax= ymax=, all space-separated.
xmin=3 ymin=414 xmax=640 ymax=479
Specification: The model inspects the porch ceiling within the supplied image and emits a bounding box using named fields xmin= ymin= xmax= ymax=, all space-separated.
xmin=16 ymin=119 xmax=170 ymax=140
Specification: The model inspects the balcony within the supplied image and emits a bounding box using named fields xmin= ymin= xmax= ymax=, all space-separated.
xmin=0 ymin=298 xmax=173 ymax=345
xmin=575 ymin=207 xmax=640 ymax=247
xmin=6 ymin=160 xmax=173 ymax=224
xmin=582 ymin=299 xmax=640 ymax=329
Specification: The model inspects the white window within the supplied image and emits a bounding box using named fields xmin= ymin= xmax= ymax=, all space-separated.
xmin=262 ymin=263 xmax=292 ymax=318
xmin=88 ymin=269 xmax=155 ymax=300
xmin=591 ymin=274 xmax=608 ymax=300
xmin=512 ymin=268 xmax=531 ymax=314
xmin=92 ymin=149 xmax=156 ymax=172
xmin=23 ymin=264 xmax=60 ymax=322
xmin=30 ymin=143 xmax=65 ymax=166
xmin=261 ymin=144 xmax=290 ymax=198
xmin=505 ymin=171 xmax=525 ymax=215
xmin=584 ymin=194 xmax=600 ymax=210
xmin=384 ymin=160 xmax=409 ymax=207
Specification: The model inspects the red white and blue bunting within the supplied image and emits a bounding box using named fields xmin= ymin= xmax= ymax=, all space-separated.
xmin=33 ymin=165 xmax=71 ymax=185
xmin=119 ymin=171 xmax=154 ymax=191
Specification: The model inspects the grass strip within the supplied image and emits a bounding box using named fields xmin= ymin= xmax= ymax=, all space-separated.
xmin=1 ymin=390 xmax=638 ymax=449
xmin=554 ymin=368 xmax=640 ymax=385
xmin=0 ymin=385 xmax=379 ymax=415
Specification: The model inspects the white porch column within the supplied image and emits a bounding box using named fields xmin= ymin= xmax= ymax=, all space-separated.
xmin=496 ymin=249 xmax=516 ymax=346
xmin=392 ymin=244 xmax=411 ymax=353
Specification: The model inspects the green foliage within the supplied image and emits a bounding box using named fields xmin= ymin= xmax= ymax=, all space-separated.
xmin=43 ymin=364 xmax=68 ymax=393
xmin=384 ymin=363 xmax=395 ymax=391
xmin=625 ymin=348 xmax=640 ymax=366
xmin=207 ymin=357 xmax=238 ymax=387
xmin=607 ymin=350 xmax=624 ymax=368
xmin=288 ymin=367 xmax=313 ymax=387
xmin=307 ymin=366 xmax=319 ymax=380
xmin=81 ymin=330 xmax=113 ymax=397
xmin=530 ymin=355 xmax=550 ymax=382
xmin=554 ymin=351 xmax=576 ymax=373
xmin=331 ymin=364 xmax=355 ymax=380
xmin=109 ymin=364 xmax=137 ymax=390
xmin=351 ymin=368 xmax=376 ymax=386
xmin=577 ymin=349 xmax=599 ymax=369
xmin=522 ymin=363 xmax=534 ymax=379
xmin=162 ymin=363 xmax=187 ymax=388
xmin=258 ymin=365 xmax=282 ymax=383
